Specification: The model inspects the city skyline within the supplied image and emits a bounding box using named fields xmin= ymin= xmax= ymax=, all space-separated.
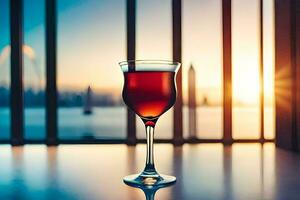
xmin=0 ymin=0 xmax=274 ymax=106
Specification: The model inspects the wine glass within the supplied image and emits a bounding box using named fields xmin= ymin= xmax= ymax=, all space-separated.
xmin=119 ymin=60 xmax=181 ymax=187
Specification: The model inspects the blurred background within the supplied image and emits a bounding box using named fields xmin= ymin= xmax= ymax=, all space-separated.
xmin=0 ymin=0 xmax=274 ymax=142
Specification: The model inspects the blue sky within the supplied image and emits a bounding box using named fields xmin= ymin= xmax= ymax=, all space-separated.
xmin=0 ymin=0 xmax=127 ymax=91
xmin=0 ymin=0 xmax=89 ymax=47
xmin=0 ymin=0 xmax=82 ymax=86
xmin=0 ymin=0 xmax=80 ymax=32
xmin=0 ymin=0 xmax=10 ymax=48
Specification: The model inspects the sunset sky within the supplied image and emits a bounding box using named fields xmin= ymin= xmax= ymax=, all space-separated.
xmin=0 ymin=0 xmax=274 ymax=106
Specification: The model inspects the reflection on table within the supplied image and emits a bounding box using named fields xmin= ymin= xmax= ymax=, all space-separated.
xmin=0 ymin=143 xmax=299 ymax=199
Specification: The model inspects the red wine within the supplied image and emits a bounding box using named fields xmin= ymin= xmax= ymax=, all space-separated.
xmin=123 ymin=71 xmax=176 ymax=122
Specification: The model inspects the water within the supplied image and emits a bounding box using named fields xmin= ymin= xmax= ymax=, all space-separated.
xmin=0 ymin=106 xmax=274 ymax=140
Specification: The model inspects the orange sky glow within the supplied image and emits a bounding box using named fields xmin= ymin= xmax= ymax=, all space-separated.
xmin=0 ymin=0 xmax=274 ymax=107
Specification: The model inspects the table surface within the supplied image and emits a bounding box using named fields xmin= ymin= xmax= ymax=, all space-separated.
xmin=0 ymin=143 xmax=300 ymax=200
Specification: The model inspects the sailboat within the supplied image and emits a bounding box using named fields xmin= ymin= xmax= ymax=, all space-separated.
xmin=83 ymin=86 xmax=93 ymax=115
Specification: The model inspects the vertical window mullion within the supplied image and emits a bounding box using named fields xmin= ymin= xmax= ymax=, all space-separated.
xmin=172 ymin=0 xmax=183 ymax=145
xmin=10 ymin=0 xmax=24 ymax=145
xmin=126 ymin=0 xmax=137 ymax=145
xmin=46 ymin=0 xmax=58 ymax=145
xmin=259 ymin=0 xmax=264 ymax=142
xmin=222 ymin=0 xmax=233 ymax=144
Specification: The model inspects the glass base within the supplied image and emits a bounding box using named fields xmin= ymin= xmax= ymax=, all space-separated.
xmin=123 ymin=173 xmax=176 ymax=187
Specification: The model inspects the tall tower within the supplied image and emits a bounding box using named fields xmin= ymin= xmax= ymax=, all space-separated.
xmin=188 ymin=64 xmax=197 ymax=140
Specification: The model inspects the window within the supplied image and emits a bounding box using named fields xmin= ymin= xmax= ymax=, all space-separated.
xmin=0 ymin=0 xmax=275 ymax=143
xmin=57 ymin=0 xmax=126 ymax=140
xmin=24 ymin=0 xmax=46 ymax=140
xmin=183 ymin=0 xmax=223 ymax=139
xmin=232 ymin=0 xmax=260 ymax=139
xmin=0 ymin=0 xmax=10 ymax=140
xmin=263 ymin=0 xmax=275 ymax=139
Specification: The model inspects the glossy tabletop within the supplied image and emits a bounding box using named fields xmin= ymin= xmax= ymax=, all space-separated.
xmin=0 ymin=143 xmax=299 ymax=200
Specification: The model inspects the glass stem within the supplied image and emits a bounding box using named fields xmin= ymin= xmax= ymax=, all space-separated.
xmin=143 ymin=125 xmax=156 ymax=174
xmin=144 ymin=190 xmax=156 ymax=200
